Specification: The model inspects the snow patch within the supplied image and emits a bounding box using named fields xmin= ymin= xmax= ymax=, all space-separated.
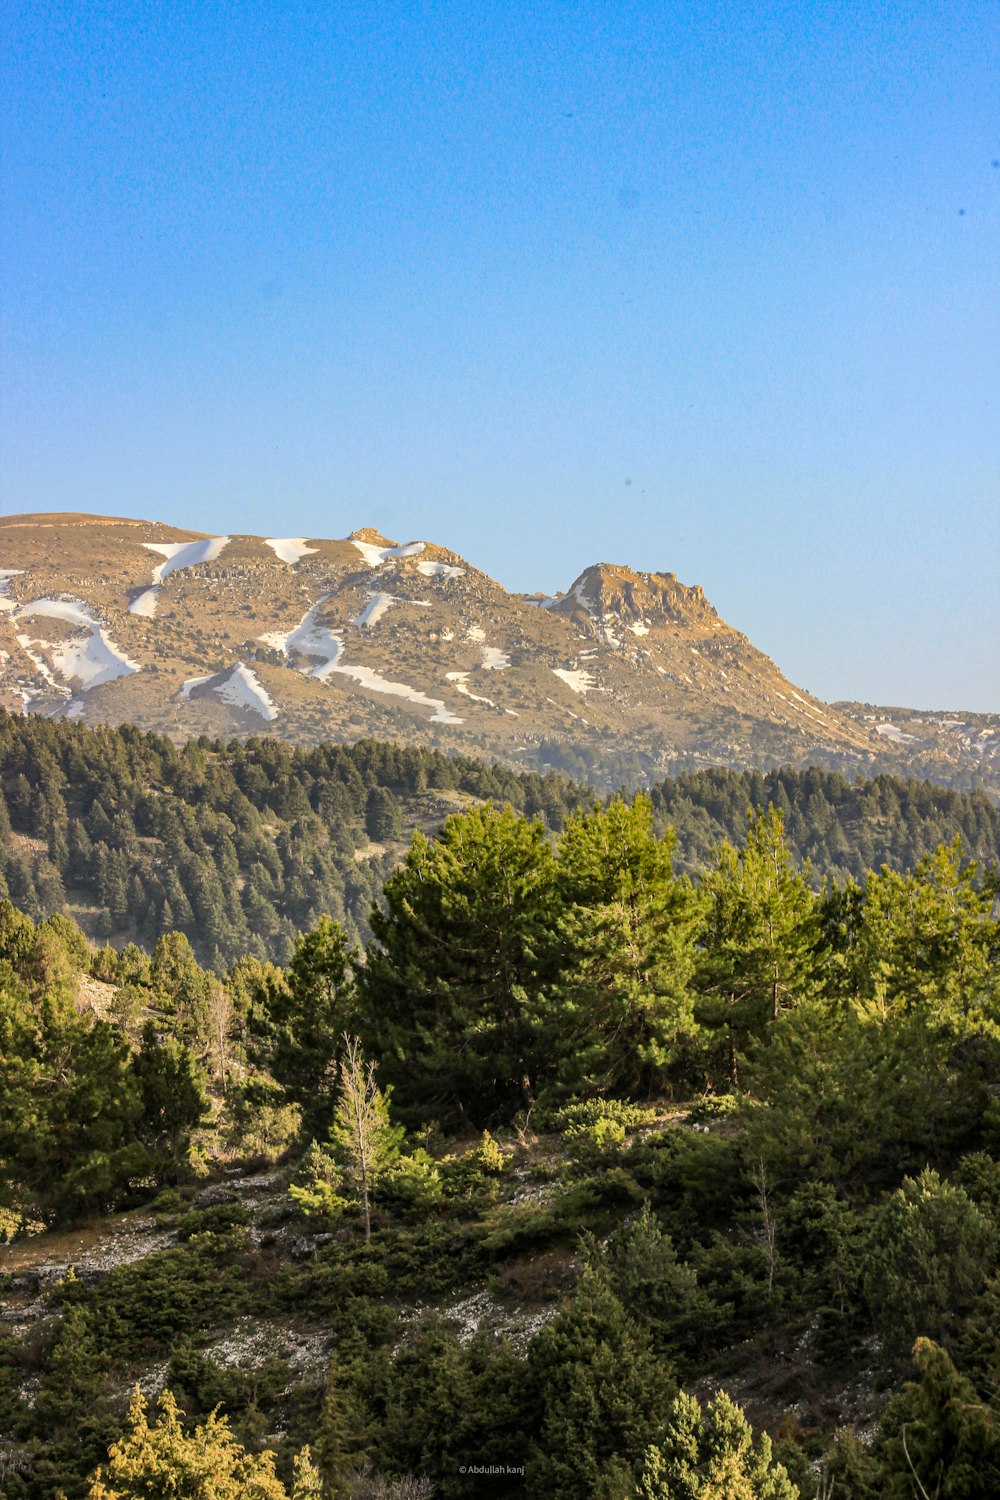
xmin=569 ymin=580 xmax=594 ymax=614
xmin=628 ymin=621 xmax=650 ymax=637
xmin=129 ymin=588 xmax=160 ymax=617
xmin=481 ymin=646 xmax=509 ymax=670
xmin=64 ymin=700 xmax=85 ymax=719
xmin=177 ymin=674 xmax=215 ymax=701
xmin=465 ymin=626 xmax=486 ymax=643
xmin=553 ymin=667 xmax=596 ymax=695
xmin=353 ymin=592 xmax=396 ymax=629
xmin=352 ymin=539 xmax=426 ymax=568
xmin=15 ymin=598 xmax=141 ymax=689
xmin=416 ymin=560 xmax=465 ymax=580
xmin=260 ymin=598 xmax=344 ymax=678
xmin=17 ymin=598 xmax=101 ymax=630
xmin=262 ymin=597 xmax=462 ymax=723
xmin=446 ymin=671 xmax=496 ymax=707
xmin=143 ymin=536 xmax=230 ymax=583
xmin=264 ymin=538 xmax=317 ymax=566
xmin=15 ymin=638 xmax=65 ymax=694
xmin=50 ymin=632 xmax=141 ymax=690
xmin=0 ymin=570 xmax=22 ymax=612
xmin=326 ymin=661 xmax=462 ymax=723
xmin=875 ymin=722 xmax=917 ymax=745
xmin=213 ymin=663 xmax=279 ymax=721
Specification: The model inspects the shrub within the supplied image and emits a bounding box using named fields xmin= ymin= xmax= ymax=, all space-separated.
xmin=541 ymin=1099 xmax=658 ymax=1133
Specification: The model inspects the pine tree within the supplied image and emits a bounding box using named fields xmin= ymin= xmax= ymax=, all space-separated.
xmin=695 ymin=807 xmax=825 ymax=1088
xmin=852 ymin=840 xmax=998 ymax=1023
xmin=638 ymin=1388 xmax=798 ymax=1498
xmin=365 ymin=786 xmax=403 ymax=842
xmin=861 ymin=1169 xmax=993 ymax=1355
xmin=132 ymin=1023 xmax=210 ymax=1171
xmin=86 ymin=1386 xmax=311 ymax=1498
xmin=548 ymin=796 xmax=703 ymax=1097
xmin=878 ymin=1338 xmax=1000 ymax=1499
xmin=359 ymin=804 xmax=556 ymax=1125
xmin=526 ymin=1269 xmax=675 ymax=1498
xmin=329 ymin=1036 xmax=400 ymax=1242
xmin=264 ymin=916 xmax=358 ymax=1139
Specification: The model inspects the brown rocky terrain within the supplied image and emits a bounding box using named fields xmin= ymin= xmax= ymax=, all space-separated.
xmin=0 ymin=511 xmax=992 ymax=789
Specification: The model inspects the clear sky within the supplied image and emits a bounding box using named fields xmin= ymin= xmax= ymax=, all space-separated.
xmin=2 ymin=1 xmax=998 ymax=710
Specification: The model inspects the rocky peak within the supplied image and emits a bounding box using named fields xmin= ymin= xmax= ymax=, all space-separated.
xmin=551 ymin=562 xmax=720 ymax=636
xmin=0 ymin=511 xmax=889 ymax=784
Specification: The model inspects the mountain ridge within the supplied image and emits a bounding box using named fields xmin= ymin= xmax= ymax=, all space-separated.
xmin=0 ymin=511 xmax=995 ymax=791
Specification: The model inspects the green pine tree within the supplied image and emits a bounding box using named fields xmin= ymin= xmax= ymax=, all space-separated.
xmin=548 ymin=795 xmax=703 ymax=1097
xmin=695 ymin=807 xmax=825 ymax=1088
xmin=359 ymin=804 xmax=556 ymax=1125
xmin=638 ymin=1388 xmax=798 ymax=1498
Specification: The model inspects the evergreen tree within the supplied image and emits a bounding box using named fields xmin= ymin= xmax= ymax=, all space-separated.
xmin=861 ymin=1169 xmax=995 ymax=1355
xmin=852 ymin=841 xmax=999 ymax=1023
xmin=0 ymin=983 xmax=145 ymax=1225
xmin=878 ymin=1338 xmax=1000 ymax=1499
xmin=526 ymin=1269 xmax=675 ymax=1498
xmin=365 ymin=786 xmax=404 ymax=842
xmin=86 ymin=1386 xmax=320 ymax=1498
xmin=549 ymin=796 xmax=702 ymax=1097
xmin=132 ymin=1023 xmax=210 ymax=1171
xmin=359 ymin=804 xmax=556 ymax=1125
xmin=262 ymin=916 xmax=358 ymax=1139
xmin=638 ymin=1389 xmax=798 ymax=1499
xmin=695 ymin=808 xmax=825 ymax=1088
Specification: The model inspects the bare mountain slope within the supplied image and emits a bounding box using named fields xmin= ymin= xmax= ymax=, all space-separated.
xmin=0 ymin=511 xmax=986 ymax=788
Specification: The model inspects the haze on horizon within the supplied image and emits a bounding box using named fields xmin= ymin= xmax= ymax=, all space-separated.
xmin=2 ymin=2 xmax=997 ymax=712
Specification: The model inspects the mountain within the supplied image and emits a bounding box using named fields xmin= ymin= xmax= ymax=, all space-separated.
xmin=0 ymin=511 xmax=995 ymax=790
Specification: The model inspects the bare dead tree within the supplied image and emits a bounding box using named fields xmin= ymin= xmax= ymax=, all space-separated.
xmin=901 ymin=1424 xmax=942 ymax=1500
xmin=207 ymin=981 xmax=233 ymax=1093
xmin=334 ymin=1035 xmax=392 ymax=1243
xmin=751 ymin=1155 xmax=778 ymax=1297
xmin=348 ymin=1463 xmax=434 ymax=1499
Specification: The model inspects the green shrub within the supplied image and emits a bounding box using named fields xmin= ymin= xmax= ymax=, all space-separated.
xmin=564 ymin=1116 xmax=626 ymax=1169
xmin=861 ymin=1168 xmax=995 ymax=1355
xmin=541 ymin=1098 xmax=658 ymax=1133
xmin=175 ymin=1201 xmax=250 ymax=1240
xmin=688 ymin=1092 xmax=739 ymax=1120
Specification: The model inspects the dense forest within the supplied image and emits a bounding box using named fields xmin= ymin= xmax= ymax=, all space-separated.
xmin=1 ymin=793 xmax=998 ymax=1497
xmin=1 ymin=709 xmax=998 ymax=968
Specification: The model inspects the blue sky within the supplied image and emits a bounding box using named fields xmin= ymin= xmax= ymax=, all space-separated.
xmin=3 ymin=1 xmax=998 ymax=709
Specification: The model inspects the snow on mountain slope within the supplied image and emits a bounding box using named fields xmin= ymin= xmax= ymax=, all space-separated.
xmin=213 ymin=663 xmax=279 ymax=721
xmin=264 ymin=538 xmax=317 ymax=565
xmin=352 ymin=538 xmax=426 ymax=567
xmin=353 ymin=593 xmax=396 ymax=628
xmin=14 ymin=597 xmax=141 ymax=690
xmin=130 ymin=536 xmax=232 ymax=616
xmin=259 ymin=598 xmax=344 ymax=677
xmin=416 ymin=560 xmax=465 ymax=580
xmin=143 ymin=537 xmax=231 ymax=582
xmin=0 ymin=512 xmax=919 ymax=788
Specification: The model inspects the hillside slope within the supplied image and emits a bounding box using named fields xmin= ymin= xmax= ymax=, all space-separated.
xmin=1 ymin=713 xmax=998 ymax=968
xmin=0 ymin=511 xmax=905 ymax=784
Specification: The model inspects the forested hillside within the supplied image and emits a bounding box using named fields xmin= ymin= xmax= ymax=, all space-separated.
xmin=1 ymin=798 xmax=998 ymax=1496
xmin=1 ymin=710 xmax=998 ymax=968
